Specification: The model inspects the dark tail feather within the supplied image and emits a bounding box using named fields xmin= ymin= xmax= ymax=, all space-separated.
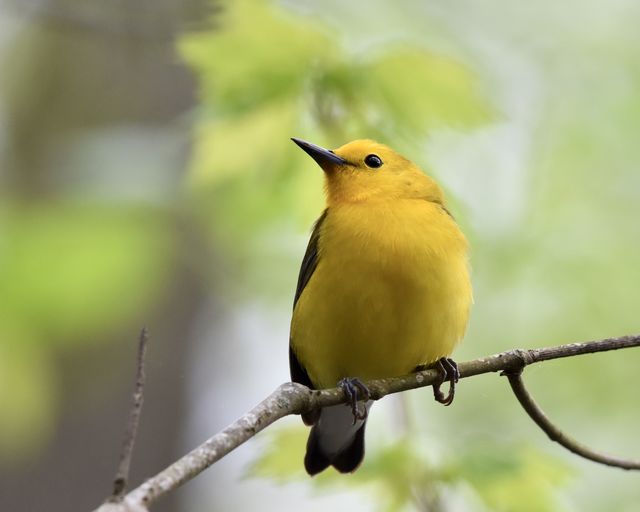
xmin=304 ymin=425 xmax=332 ymax=475
xmin=331 ymin=422 xmax=366 ymax=473
xmin=304 ymin=421 xmax=367 ymax=476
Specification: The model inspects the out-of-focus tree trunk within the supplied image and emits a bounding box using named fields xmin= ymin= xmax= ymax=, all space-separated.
xmin=0 ymin=1 xmax=213 ymax=511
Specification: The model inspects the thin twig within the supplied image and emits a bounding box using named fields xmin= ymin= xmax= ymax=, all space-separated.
xmin=93 ymin=333 xmax=640 ymax=512
xmin=504 ymin=369 xmax=640 ymax=470
xmin=109 ymin=328 xmax=150 ymax=501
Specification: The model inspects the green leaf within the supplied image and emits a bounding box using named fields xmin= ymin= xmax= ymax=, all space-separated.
xmin=361 ymin=50 xmax=493 ymax=138
xmin=0 ymin=342 xmax=56 ymax=465
xmin=178 ymin=0 xmax=493 ymax=286
xmin=248 ymin=424 xmax=309 ymax=481
xmin=457 ymin=445 xmax=573 ymax=512
xmin=179 ymin=0 xmax=337 ymax=116
xmin=0 ymin=202 xmax=174 ymax=345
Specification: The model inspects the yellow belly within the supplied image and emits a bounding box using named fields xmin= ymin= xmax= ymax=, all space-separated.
xmin=290 ymin=200 xmax=472 ymax=389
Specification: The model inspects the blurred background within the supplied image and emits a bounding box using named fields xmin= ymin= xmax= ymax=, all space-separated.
xmin=1 ymin=0 xmax=639 ymax=510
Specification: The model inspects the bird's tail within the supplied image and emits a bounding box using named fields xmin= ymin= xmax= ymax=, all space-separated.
xmin=304 ymin=402 xmax=372 ymax=475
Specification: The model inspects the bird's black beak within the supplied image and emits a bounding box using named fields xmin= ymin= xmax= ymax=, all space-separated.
xmin=291 ymin=138 xmax=347 ymax=167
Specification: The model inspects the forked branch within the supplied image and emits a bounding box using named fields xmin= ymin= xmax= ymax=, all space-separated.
xmin=504 ymin=368 xmax=640 ymax=470
xmin=94 ymin=334 xmax=640 ymax=512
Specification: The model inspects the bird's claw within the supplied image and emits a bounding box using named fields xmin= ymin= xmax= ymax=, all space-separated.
xmin=338 ymin=377 xmax=370 ymax=424
xmin=432 ymin=357 xmax=459 ymax=406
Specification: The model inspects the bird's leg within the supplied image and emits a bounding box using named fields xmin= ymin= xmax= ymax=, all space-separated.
xmin=430 ymin=357 xmax=459 ymax=406
xmin=415 ymin=358 xmax=459 ymax=406
xmin=338 ymin=377 xmax=370 ymax=424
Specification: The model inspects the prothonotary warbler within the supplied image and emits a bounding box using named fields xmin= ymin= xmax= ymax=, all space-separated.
xmin=289 ymin=138 xmax=472 ymax=475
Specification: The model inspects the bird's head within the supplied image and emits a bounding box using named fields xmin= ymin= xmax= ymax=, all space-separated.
xmin=292 ymin=138 xmax=445 ymax=206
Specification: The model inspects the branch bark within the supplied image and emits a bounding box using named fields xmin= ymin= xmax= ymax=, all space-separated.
xmin=94 ymin=334 xmax=640 ymax=512
xmin=110 ymin=328 xmax=149 ymax=499
xmin=505 ymin=370 xmax=640 ymax=470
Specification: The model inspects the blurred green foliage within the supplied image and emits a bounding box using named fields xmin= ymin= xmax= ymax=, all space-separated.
xmin=250 ymin=425 xmax=572 ymax=512
xmin=0 ymin=202 xmax=174 ymax=460
xmin=179 ymin=0 xmax=490 ymax=268
xmin=0 ymin=1 xmax=207 ymax=508
xmin=456 ymin=446 xmax=572 ymax=512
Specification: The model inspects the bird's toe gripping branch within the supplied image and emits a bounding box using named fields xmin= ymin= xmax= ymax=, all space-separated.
xmin=432 ymin=357 xmax=460 ymax=406
xmin=338 ymin=377 xmax=370 ymax=423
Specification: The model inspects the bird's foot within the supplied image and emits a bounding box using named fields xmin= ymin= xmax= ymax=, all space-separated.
xmin=431 ymin=357 xmax=459 ymax=406
xmin=338 ymin=377 xmax=370 ymax=424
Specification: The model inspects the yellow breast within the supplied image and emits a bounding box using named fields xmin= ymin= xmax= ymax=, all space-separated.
xmin=290 ymin=199 xmax=472 ymax=389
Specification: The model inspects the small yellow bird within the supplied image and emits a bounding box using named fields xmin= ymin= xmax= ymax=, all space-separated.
xmin=289 ymin=138 xmax=472 ymax=475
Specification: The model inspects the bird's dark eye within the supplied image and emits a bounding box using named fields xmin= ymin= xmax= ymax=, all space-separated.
xmin=364 ymin=154 xmax=383 ymax=169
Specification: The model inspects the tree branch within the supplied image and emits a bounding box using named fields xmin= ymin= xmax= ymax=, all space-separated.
xmin=504 ymin=369 xmax=640 ymax=470
xmin=93 ymin=334 xmax=640 ymax=512
xmin=108 ymin=328 xmax=150 ymax=502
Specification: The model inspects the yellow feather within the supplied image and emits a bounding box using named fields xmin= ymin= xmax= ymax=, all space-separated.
xmin=290 ymin=139 xmax=472 ymax=389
